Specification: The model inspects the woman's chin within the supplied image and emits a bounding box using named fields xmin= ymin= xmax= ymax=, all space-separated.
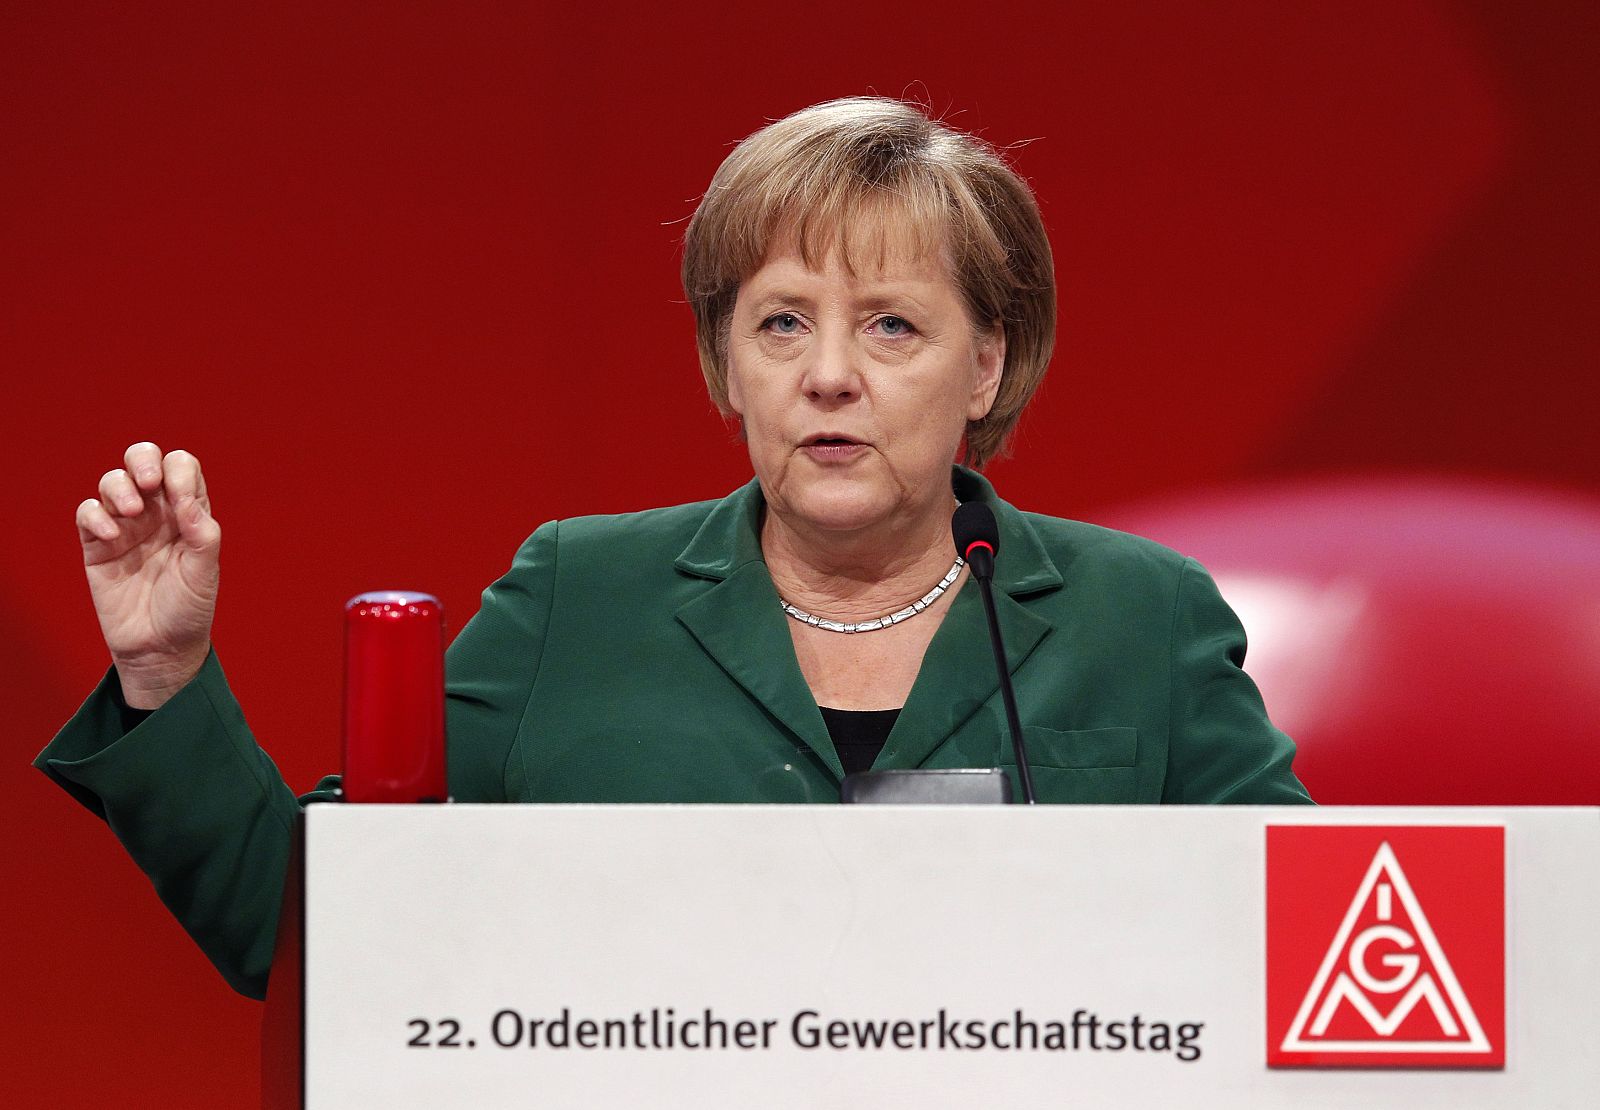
xmin=782 ymin=482 xmax=898 ymax=535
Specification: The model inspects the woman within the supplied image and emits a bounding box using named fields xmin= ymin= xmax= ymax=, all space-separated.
xmin=38 ymin=97 xmax=1312 ymax=999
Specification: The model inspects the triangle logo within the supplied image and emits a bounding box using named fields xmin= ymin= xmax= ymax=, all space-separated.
xmin=1266 ymin=824 xmax=1504 ymax=1068
xmin=1281 ymin=842 xmax=1488 ymax=1053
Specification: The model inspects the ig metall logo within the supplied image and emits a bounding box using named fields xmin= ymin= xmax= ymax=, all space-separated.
xmin=1266 ymin=825 xmax=1504 ymax=1068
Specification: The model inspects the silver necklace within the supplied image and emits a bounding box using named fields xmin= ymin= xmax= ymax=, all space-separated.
xmin=778 ymin=556 xmax=966 ymax=634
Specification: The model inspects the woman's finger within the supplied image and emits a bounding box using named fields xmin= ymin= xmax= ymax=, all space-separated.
xmin=76 ymin=497 xmax=121 ymax=542
xmin=173 ymin=494 xmax=222 ymax=554
xmin=98 ymin=468 xmax=144 ymax=516
xmin=124 ymin=442 xmax=164 ymax=493
xmin=162 ymin=449 xmax=207 ymax=506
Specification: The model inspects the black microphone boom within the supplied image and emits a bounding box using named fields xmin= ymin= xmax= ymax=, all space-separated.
xmin=952 ymin=502 xmax=1038 ymax=804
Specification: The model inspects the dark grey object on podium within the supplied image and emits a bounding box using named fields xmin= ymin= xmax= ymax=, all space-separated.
xmin=840 ymin=768 xmax=1013 ymax=804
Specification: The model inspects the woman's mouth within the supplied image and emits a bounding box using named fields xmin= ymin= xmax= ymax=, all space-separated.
xmin=801 ymin=435 xmax=868 ymax=462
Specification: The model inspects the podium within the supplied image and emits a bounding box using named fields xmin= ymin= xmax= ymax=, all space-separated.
xmin=262 ymin=805 xmax=1599 ymax=1108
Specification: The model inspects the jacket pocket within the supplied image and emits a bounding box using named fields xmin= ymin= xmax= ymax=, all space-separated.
xmin=1000 ymin=726 xmax=1140 ymax=804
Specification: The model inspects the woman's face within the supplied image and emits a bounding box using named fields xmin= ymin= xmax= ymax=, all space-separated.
xmin=726 ymin=234 xmax=1004 ymax=537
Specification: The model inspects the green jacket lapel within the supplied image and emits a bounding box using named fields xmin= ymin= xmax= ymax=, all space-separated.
xmin=877 ymin=468 xmax=1062 ymax=770
xmin=674 ymin=479 xmax=842 ymax=779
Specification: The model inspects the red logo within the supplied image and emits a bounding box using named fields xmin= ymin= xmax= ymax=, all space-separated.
xmin=1266 ymin=825 xmax=1504 ymax=1068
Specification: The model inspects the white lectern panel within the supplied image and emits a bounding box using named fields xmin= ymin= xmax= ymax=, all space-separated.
xmin=300 ymin=806 xmax=1598 ymax=1108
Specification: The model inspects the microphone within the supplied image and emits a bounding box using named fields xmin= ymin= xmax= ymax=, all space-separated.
xmin=952 ymin=503 xmax=1037 ymax=804
xmin=342 ymin=591 xmax=448 ymax=804
xmin=836 ymin=506 xmax=1023 ymax=805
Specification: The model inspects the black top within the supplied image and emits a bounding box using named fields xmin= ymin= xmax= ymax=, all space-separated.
xmin=818 ymin=706 xmax=902 ymax=776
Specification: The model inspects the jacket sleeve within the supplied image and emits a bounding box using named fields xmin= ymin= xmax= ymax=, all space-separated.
xmin=1161 ymin=557 xmax=1315 ymax=804
xmin=31 ymin=520 xmax=560 ymax=999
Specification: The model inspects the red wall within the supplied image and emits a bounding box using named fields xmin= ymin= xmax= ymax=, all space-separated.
xmin=4 ymin=2 xmax=1595 ymax=1104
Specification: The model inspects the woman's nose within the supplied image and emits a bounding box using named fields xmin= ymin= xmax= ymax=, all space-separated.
xmin=800 ymin=333 xmax=862 ymax=403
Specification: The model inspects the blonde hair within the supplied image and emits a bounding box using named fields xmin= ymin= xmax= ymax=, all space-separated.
xmin=681 ymin=96 xmax=1056 ymax=469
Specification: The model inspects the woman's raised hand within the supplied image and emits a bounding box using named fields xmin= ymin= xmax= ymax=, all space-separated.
xmin=75 ymin=442 xmax=222 ymax=709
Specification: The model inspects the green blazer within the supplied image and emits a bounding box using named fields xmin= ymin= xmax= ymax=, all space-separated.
xmin=36 ymin=466 xmax=1311 ymax=998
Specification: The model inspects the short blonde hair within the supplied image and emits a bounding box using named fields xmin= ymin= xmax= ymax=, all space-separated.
xmin=681 ymin=96 xmax=1056 ymax=469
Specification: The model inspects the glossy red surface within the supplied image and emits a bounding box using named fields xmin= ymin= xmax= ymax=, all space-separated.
xmin=341 ymin=592 xmax=447 ymax=804
xmin=1104 ymin=479 xmax=1600 ymax=806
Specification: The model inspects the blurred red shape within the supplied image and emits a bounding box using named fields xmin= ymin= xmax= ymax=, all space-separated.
xmin=1105 ymin=478 xmax=1600 ymax=805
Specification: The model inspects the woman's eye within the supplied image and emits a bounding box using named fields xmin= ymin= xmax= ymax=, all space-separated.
xmin=874 ymin=315 xmax=915 ymax=337
xmin=763 ymin=312 xmax=803 ymax=335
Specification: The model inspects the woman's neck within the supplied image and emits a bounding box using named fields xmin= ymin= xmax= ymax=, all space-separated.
xmin=760 ymin=495 xmax=963 ymax=621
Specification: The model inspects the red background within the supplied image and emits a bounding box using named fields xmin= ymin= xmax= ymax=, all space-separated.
xmin=3 ymin=2 xmax=1595 ymax=1104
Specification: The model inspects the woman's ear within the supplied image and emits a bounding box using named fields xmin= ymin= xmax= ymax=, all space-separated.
xmin=968 ymin=322 xmax=1006 ymax=421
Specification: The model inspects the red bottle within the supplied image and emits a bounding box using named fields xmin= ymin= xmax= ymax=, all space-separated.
xmin=342 ymin=591 xmax=448 ymax=803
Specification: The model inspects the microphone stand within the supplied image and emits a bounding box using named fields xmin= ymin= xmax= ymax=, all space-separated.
xmin=963 ymin=541 xmax=1038 ymax=805
xmin=839 ymin=503 xmax=1037 ymax=806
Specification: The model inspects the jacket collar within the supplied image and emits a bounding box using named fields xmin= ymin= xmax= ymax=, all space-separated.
xmin=673 ymin=467 xmax=1063 ymax=780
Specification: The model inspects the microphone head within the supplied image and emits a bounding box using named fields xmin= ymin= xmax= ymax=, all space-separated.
xmin=952 ymin=501 xmax=1000 ymax=560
